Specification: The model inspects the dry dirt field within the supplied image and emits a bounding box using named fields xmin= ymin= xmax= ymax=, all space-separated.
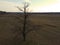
xmin=0 ymin=13 xmax=60 ymax=45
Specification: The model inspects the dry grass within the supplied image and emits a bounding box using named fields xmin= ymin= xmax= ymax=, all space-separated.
xmin=0 ymin=13 xmax=60 ymax=45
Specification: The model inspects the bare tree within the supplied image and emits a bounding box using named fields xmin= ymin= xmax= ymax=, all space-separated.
xmin=17 ymin=2 xmax=30 ymax=41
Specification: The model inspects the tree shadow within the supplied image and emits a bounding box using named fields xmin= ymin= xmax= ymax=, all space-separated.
xmin=26 ymin=24 xmax=43 ymax=34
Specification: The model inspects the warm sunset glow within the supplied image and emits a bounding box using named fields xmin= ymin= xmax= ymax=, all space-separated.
xmin=0 ymin=0 xmax=60 ymax=12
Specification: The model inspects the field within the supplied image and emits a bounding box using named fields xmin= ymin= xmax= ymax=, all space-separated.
xmin=0 ymin=13 xmax=60 ymax=45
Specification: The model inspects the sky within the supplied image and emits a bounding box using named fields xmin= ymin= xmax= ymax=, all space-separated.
xmin=0 ymin=0 xmax=60 ymax=12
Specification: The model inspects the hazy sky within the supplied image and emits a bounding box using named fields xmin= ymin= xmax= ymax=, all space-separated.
xmin=0 ymin=0 xmax=60 ymax=12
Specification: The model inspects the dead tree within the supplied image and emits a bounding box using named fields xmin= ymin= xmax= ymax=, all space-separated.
xmin=17 ymin=2 xmax=29 ymax=41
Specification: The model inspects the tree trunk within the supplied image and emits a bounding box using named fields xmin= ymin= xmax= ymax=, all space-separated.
xmin=22 ymin=7 xmax=27 ymax=41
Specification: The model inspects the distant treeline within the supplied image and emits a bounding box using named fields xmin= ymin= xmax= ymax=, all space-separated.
xmin=1 ymin=11 xmax=60 ymax=14
xmin=0 ymin=11 xmax=6 ymax=14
